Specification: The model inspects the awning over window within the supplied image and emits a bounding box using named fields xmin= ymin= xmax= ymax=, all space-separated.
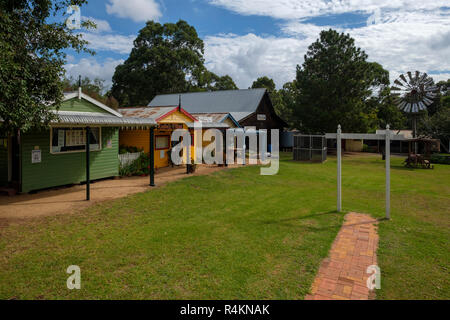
xmin=0 ymin=111 xmax=157 ymax=128
xmin=51 ymin=111 xmax=157 ymax=127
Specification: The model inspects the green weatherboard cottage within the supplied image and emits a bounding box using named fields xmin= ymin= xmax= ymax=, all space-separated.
xmin=0 ymin=89 xmax=156 ymax=194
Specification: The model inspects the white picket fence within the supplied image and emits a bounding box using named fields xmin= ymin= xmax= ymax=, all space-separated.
xmin=118 ymin=152 xmax=142 ymax=168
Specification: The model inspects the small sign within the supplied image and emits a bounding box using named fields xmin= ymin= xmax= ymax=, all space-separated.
xmin=257 ymin=114 xmax=266 ymax=121
xmin=32 ymin=149 xmax=41 ymax=164
xmin=158 ymin=123 xmax=184 ymax=130
xmin=198 ymin=116 xmax=213 ymax=123
xmin=106 ymin=139 xmax=112 ymax=148
xmin=160 ymin=150 xmax=165 ymax=158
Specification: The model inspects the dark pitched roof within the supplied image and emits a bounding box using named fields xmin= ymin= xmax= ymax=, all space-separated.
xmin=148 ymin=88 xmax=267 ymax=114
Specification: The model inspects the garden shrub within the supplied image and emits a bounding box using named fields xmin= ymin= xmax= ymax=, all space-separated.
xmin=119 ymin=153 xmax=151 ymax=176
xmin=119 ymin=145 xmax=143 ymax=154
xmin=430 ymin=153 xmax=450 ymax=165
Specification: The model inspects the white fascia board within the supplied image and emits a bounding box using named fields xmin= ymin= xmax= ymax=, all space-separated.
xmin=61 ymin=92 xmax=123 ymax=118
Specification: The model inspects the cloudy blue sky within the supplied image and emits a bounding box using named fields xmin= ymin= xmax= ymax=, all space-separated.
xmin=64 ymin=0 xmax=450 ymax=90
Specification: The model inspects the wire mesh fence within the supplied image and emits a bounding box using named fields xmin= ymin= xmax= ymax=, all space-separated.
xmin=293 ymin=134 xmax=327 ymax=162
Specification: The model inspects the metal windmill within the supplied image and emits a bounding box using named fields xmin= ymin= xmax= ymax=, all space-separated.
xmin=391 ymin=71 xmax=437 ymax=141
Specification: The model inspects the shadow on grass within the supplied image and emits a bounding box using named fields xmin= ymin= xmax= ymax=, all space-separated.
xmin=257 ymin=210 xmax=343 ymax=232
xmin=260 ymin=210 xmax=338 ymax=225
xmin=390 ymin=165 xmax=417 ymax=172
xmin=259 ymin=211 xmax=390 ymax=233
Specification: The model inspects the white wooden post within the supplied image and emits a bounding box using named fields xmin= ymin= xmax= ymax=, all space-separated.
xmin=385 ymin=124 xmax=391 ymax=220
xmin=337 ymin=125 xmax=342 ymax=212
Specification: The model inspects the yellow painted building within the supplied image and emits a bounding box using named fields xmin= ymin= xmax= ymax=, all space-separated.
xmin=119 ymin=107 xmax=241 ymax=169
xmin=119 ymin=106 xmax=197 ymax=169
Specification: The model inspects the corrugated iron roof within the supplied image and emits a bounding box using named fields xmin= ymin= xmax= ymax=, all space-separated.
xmin=186 ymin=122 xmax=229 ymax=129
xmin=51 ymin=111 xmax=156 ymax=126
xmin=1 ymin=112 xmax=155 ymax=127
xmin=148 ymin=89 xmax=266 ymax=113
xmin=119 ymin=106 xmax=176 ymax=120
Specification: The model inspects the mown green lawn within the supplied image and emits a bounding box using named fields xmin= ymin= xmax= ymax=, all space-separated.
xmin=0 ymin=153 xmax=448 ymax=299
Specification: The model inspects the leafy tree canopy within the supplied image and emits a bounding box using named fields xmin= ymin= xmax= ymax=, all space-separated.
xmin=111 ymin=20 xmax=237 ymax=106
xmin=251 ymin=76 xmax=276 ymax=92
xmin=250 ymin=76 xmax=292 ymax=125
xmin=192 ymin=68 xmax=238 ymax=92
xmin=418 ymin=78 xmax=450 ymax=151
xmin=0 ymin=0 xmax=93 ymax=134
xmin=276 ymin=81 xmax=298 ymax=129
xmin=291 ymin=29 xmax=390 ymax=133
xmin=62 ymin=76 xmax=120 ymax=110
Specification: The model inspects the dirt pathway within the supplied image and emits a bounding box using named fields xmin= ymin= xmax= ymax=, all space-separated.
xmin=0 ymin=165 xmax=240 ymax=223
xmin=305 ymin=212 xmax=379 ymax=300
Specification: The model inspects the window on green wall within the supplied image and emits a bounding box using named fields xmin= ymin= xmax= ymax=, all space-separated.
xmin=51 ymin=127 xmax=101 ymax=154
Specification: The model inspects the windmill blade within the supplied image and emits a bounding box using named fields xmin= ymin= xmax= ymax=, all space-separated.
xmin=412 ymin=103 xmax=417 ymax=112
xmin=390 ymin=86 xmax=403 ymax=91
xmin=393 ymin=98 xmax=403 ymax=106
xmin=418 ymin=101 xmax=426 ymax=111
xmin=419 ymin=73 xmax=428 ymax=83
xmin=423 ymin=97 xmax=434 ymax=106
xmin=405 ymin=103 xmax=411 ymax=112
xmin=398 ymin=101 xmax=407 ymax=111
xmin=394 ymin=79 xmax=408 ymax=88
xmin=399 ymin=74 xmax=409 ymax=87
xmin=411 ymin=71 xmax=420 ymax=86
xmin=407 ymin=71 xmax=413 ymax=83
xmin=424 ymin=78 xmax=434 ymax=86
xmin=426 ymin=92 xmax=436 ymax=99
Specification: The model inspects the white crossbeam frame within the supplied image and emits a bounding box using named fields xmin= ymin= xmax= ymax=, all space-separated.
xmin=333 ymin=125 xmax=400 ymax=220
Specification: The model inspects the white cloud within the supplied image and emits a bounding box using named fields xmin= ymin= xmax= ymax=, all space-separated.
xmin=431 ymin=73 xmax=450 ymax=83
xmin=64 ymin=58 xmax=124 ymax=90
xmin=67 ymin=2 xmax=450 ymax=92
xmin=81 ymin=32 xmax=135 ymax=54
xmin=209 ymin=0 xmax=449 ymax=20
xmin=204 ymin=8 xmax=450 ymax=88
xmin=283 ymin=10 xmax=450 ymax=83
xmin=205 ymin=34 xmax=308 ymax=88
xmin=106 ymin=0 xmax=162 ymax=22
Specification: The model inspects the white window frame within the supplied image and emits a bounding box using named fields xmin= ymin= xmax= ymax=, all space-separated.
xmin=155 ymin=135 xmax=170 ymax=150
xmin=50 ymin=126 xmax=102 ymax=155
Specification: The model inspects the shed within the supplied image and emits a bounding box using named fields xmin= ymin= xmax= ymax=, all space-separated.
xmin=0 ymin=90 xmax=155 ymax=193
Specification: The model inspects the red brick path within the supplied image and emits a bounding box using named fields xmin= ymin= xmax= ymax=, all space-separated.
xmin=305 ymin=212 xmax=379 ymax=300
